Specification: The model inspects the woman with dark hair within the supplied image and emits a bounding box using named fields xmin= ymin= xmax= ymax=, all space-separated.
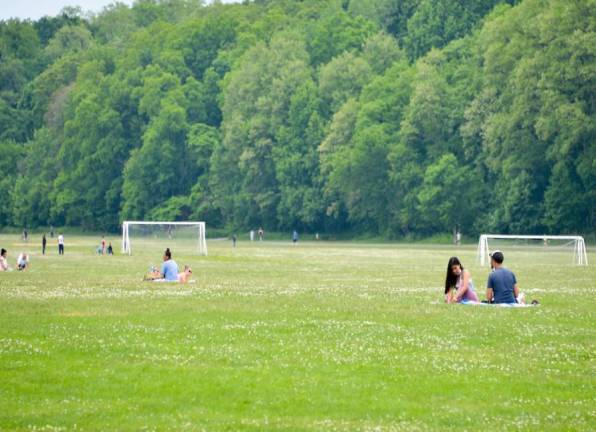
xmin=0 ymin=248 xmax=8 ymax=271
xmin=444 ymin=257 xmax=479 ymax=303
xmin=146 ymin=248 xmax=179 ymax=281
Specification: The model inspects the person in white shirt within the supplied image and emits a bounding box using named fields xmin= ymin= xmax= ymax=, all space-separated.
xmin=58 ymin=233 xmax=65 ymax=255
xmin=17 ymin=252 xmax=29 ymax=271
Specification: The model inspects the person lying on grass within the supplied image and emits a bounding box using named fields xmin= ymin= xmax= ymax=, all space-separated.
xmin=444 ymin=256 xmax=479 ymax=303
xmin=177 ymin=265 xmax=192 ymax=284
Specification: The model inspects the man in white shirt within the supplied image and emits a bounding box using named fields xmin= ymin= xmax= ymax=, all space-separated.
xmin=58 ymin=233 xmax=65 ymax=255
xmin=17 ymin=252 xmax=29 ymax=270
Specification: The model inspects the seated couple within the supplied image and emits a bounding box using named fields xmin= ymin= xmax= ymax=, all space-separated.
xmin=445 ymin=251 xmax=535 ymax=305
xmin=145 ymin=248 xmax=193 ymax=283
xmin=0 ymin=249 xmax=29 ymax=272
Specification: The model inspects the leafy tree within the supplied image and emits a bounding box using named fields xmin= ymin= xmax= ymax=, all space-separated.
xmin=0 ymin=140 xmax=24 ymax=224
xmin=306 ymin=8 xmax=376 ymax=65
xmin=348 ymin=0 xmax=420 ymax=42
xmin=34 ymin=12 xmax=86 ymax=46
xmin=174 ymin=15 xmax=237 ymax=81
xmin=44 ymin=25 xmax=94 ymax=63
xmin=319 ymin=51 xmax=372 ymax=116
xmin=544 ymin=161 xmax=592 ymax=233
xmin=215 ymin=34 xmax=313 ymax=228
xmin=417 ymin=153 xmax=481 ymax=234
xmin=323 ymin=61 xmax=415 ymax=234
xmin=91 ymin=3 xmax=138 ymax=46
xmin=11 ymin=128 xmax=61 ymax=227
xmin=361 ymin=32 xmax=404 ymax=75
xmin=1 ymin=0 xmax=593 ymax=238
xmin=0 ymin=20 xmax=42 ymax=141
xmin=404 ymin=0 xmax=518 ymax=60
xmin=274 ymin=81 xmax=325 ymax=229
xmin=121 ymin=95 xmax=190 ymax=220
xmin=187 ymin=123 xmax=221 ymax=223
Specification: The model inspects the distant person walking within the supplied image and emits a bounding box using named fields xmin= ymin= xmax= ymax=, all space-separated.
xmin=58 ymin=233 xmax=65 ymax=255
xmin=258 ymin=227 xmax=264 ymax=241
xmin=250 ymin=230 xmax=255 ymax=242
xmin=23 ymin=229 xmax=28 ymax=242
xmin=292 ymin=230 xmax=298 ymax=245
xmin=232 ymin=234 xmax=237 ymax=248
xmin=42 ymin=234 xmax=47 ymax=255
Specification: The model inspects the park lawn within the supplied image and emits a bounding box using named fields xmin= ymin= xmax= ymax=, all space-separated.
xmin=0 ymin=234 xmax=594 ymax=431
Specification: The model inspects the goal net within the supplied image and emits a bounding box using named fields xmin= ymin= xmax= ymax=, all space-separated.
xmin=122 ymin=221 xmax=207 ymax=256
xmin=477 ymin=234 xmax=588 ymax=266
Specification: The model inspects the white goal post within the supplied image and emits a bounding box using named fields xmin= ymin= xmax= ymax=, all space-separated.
xmin=122 ymin=221 xmax=207 ymax=256
xmin=477 ymin=234 xmax=588 ymax=266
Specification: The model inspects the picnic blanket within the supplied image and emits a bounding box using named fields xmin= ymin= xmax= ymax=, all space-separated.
xmin=460 ymin=300 xmax=537 ymax=307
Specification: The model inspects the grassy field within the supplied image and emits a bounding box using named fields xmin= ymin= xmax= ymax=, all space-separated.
xmin=0 ymin=234 xmax=594 ymax=431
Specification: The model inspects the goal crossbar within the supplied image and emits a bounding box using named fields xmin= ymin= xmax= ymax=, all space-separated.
xmin=477 ymin=234 xmax=588 ymax=266
xmin=122 ymin=221 xmax=207 ymax=256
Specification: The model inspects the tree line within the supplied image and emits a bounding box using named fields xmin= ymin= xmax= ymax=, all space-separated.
xmin=0 ymin=0 xmax=593 ymax=237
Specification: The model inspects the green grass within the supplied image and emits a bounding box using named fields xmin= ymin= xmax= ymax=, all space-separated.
xmin=0 ymin=234 xmax=594 ymax=431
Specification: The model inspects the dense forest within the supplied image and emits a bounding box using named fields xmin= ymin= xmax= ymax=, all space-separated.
xmin=0 ymin=0 xmax=594 ymax=237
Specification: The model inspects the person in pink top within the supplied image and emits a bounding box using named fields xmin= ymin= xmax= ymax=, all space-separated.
xmin=444 ymin=256 xmax=479 ymax=303
xmin=0 ymin=248 xmax=9 ymax=271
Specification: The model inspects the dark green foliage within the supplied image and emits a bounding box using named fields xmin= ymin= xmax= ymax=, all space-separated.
xmin=0 ymin=140 xmax=24 ymax=224
xmin=35 ymin=13 xmax=85 ymax=46
xmin=1 ymin=0 xmax=593 ymax=236
xmin=403 ymin=0 xmax=518 ymax=60
xmin=306 ymin=7 xmax=376 ymax=65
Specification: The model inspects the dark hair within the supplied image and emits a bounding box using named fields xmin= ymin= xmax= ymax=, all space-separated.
xmin=1 ymin=248 xmax=6 ymax=256
xmin=445 ymin=257 xmax=463 ymax=294
xmin=490 ymin=251 xmax=504 ymax=264
xmin=164 ymin=248 xmax=171 ymax=259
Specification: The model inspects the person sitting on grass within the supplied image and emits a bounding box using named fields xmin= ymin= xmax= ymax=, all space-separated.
xmin=178 ymin=265 xmax=193 ymax=284
xmin=146 ymin=248 xmax=179 ymax=282
xmin=444 ymin=256 xmax=479 ymax=303
xmin=486 ymin=250 xmax=526 ymax=304
xmin=17 ymin=252 xmax=29 ymax=271
xmin=0 ymin=248 xmax=9 ymax=271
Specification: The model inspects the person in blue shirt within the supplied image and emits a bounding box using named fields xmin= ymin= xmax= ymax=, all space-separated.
xmin=486 ymin=250 xmax=522 ymax=304
xmin=146 ymin=248 xmax=179 ymax=281
xmin=160 ymin=248 xmax=179 ymax=281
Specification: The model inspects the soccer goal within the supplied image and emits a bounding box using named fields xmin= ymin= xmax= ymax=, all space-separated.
xmin=477 ymin=234 xmax=588 ymax=266
xmin=122 ymin=221 xmax=207 ymax=256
